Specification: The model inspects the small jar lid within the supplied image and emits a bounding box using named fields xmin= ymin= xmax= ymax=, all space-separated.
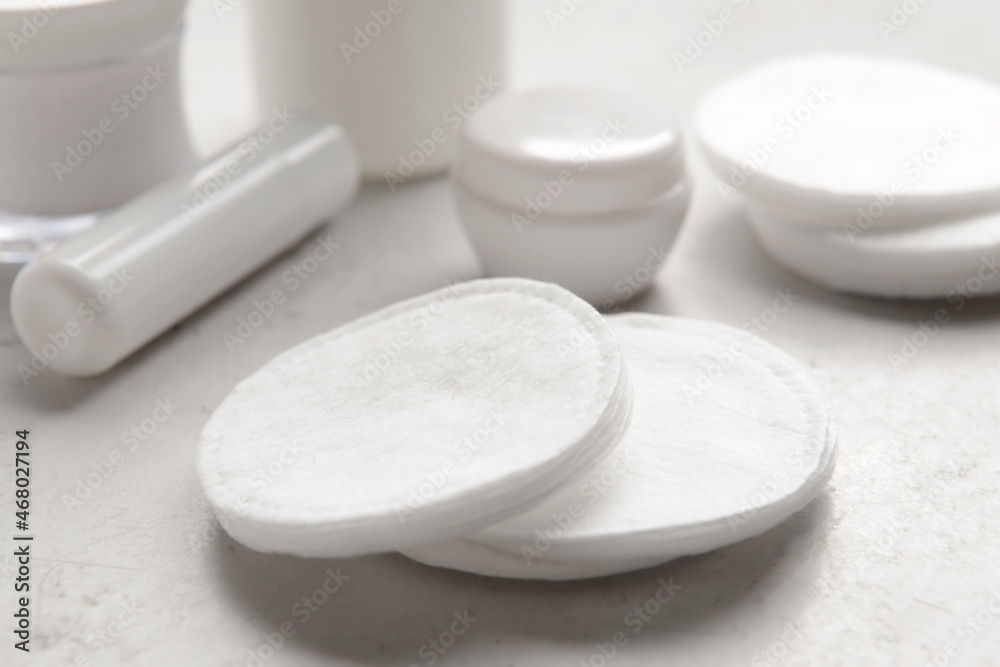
xmin=0 ymin=0 xmax=187 ymax=71
xmin=455 ymin=88 xmax=686 ymax=215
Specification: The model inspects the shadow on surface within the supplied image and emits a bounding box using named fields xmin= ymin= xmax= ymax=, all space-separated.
xmin=213 ymin=492 xmax=833 ymax=664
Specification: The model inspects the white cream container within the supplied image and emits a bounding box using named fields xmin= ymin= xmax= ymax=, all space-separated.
xmin=0 ymin=0 xmax=193 ymax=215
xmin=248 ymin=0 xmax=507 ymax=182
xmin=0 ymin=0 xmax=193 ymax=259
xmin=452 ymin=88 xmax=691 ymax=308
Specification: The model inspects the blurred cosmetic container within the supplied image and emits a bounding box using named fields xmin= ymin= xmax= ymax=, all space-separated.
xmin=0 ymin=0 xmax=194 ymax=262
xmin=248 ymin=0 xmax=507 ymax=182
xmin=452 ymin=88 xmax=691 ymax=307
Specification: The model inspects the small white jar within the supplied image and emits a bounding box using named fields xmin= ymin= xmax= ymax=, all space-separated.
xmin=248 ymin=0 xmax=507 ymax=182
xmin=0 ymin=0 xmax=192 ymax=260
xmin=452 ymin=88 xmax=691 ymax=308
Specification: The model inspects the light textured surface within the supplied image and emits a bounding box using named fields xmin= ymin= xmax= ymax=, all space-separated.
xmin=2 ymin=1 xmax=1000 ymax=666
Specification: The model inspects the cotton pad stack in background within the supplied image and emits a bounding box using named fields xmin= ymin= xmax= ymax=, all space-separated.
xmin=197 ymin=278 xmax=836 ymax=580
xmin=694 ymin=53 xmax=1000 ymax=299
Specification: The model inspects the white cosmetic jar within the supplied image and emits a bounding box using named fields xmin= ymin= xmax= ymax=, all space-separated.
xmin=0 ymin=0 xmax=192 ymax=218
xmin=452 ymin=88 xmax=691 ymax=308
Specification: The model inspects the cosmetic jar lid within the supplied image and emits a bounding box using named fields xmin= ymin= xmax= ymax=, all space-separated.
xmin=454 ymin=87 xmax=686 ymax=215
xmin=0 ymin=0 xmax=188 ymax=71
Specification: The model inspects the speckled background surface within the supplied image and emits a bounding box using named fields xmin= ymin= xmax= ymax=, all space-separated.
xmin=2 ymin=1 xmax=999 ymax=665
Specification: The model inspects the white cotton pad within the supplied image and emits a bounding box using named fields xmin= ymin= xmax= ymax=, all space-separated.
xmin=401 ymin=315 xmax=837 ymax=579
xmin=402 ymin=537 xmax=669 ymax=581
xmin=694 ymin=53 xmax=1000 ymax=225
xmin=745 ymin=199 xmax=1000 ymax=299
xmin=196 ymin=278 xmax=632 ymax=557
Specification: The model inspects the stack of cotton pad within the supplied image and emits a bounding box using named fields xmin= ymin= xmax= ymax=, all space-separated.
xmin=404 ymin=314 xmax=836 ymax=580
xmin=197 ymin=279 xmax=836 ymax=580
xmin=197 ymin=279 xmax=632 ymax=557
xmin=694 ymin=53 xmax=1000 ymax=298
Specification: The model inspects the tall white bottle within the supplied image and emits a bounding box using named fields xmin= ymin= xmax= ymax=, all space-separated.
xmin=248 ymin=0 xmax=507 ymax=185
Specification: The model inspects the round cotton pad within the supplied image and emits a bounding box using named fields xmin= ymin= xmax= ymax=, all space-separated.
xmin=402 ymin=315 xmax=837 ymax=579
xmin=695 ymin=53 xmax=1000 ymax=224
xmin=402 ymin=537 xmax=668 ymax=581
xmin=196 ymin=278 xmax=632 ymax=557
xmin=745 ymin=199 xmax=1000 ymax=299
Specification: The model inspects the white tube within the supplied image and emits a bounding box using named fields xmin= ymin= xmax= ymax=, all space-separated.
xmin=10 ymin=113 xmax=360 ymax=377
